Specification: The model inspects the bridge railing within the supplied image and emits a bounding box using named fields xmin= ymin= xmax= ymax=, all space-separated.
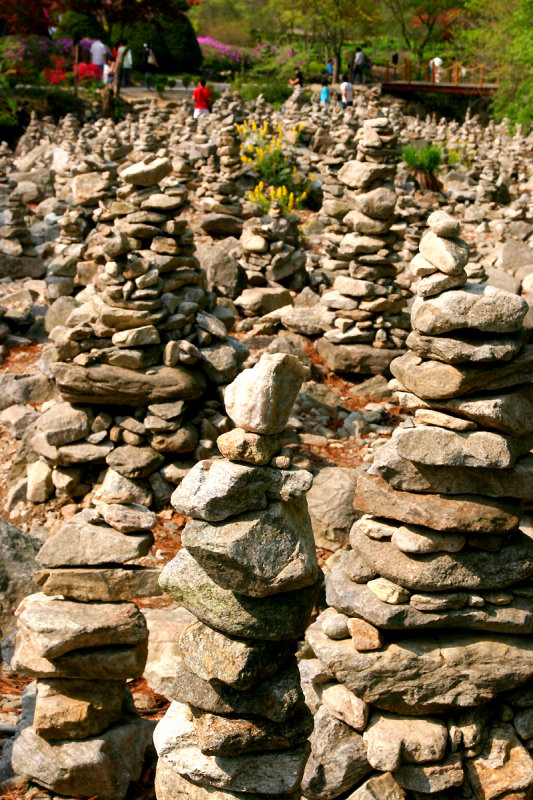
xmin=383 ymin=59 xmax=500 ymax=88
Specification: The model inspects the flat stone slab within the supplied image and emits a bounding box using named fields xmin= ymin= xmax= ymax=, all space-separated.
xmin=37 ymin=521 xmax=153 ymax=567
xmin=394 ymin=385 xmax=533 ymax=436
xmin=352 ymin=525 xmax=533 ymax=591
xmin=390 ymin=346 xmax=533 ymax=400
xmin=155 ymin=760 xmax=300 ymax=800
xmin=51 ymin=362 xmax=205 ymax=406
xmin=326 ymin=563 xmax=533 ymax=634
xmin=35 ymin=567 xmax=162 ymax=601
xmin=406 ymin=329 xmax=524 ymax=364
xmin=17 ymin=593 xmax=147 ymax=658
xmin=411 ymin=283 xmax=528 ymax=335
xmin=354 ymin=474 xmax=520 ymax=534
xmin=306 ymin=618 xmax=533 ymax=714
xmin=370 ymin=439 xmax=533 ymax=499
xmin=159 ymin=549 xmax=321 ymax=640
xmin=12 ymin=633 xmax=147 ymax=680
xmin=317 ymin=339 xmax=405 ymax=375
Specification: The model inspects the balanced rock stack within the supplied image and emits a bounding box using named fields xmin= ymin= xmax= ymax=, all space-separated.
xmin=199 ymin=121 xmax=245 ymax=239
xmin=315 ymin=117 xmax=410 ymax=375
xmin=305 ymin=211 xmax=533 ymax=799
xmin=153 ymin=353 xmax=321 ymax=800
xmin=21 ymin=152 xmax=247 ymax=506
xmin=10 ymin=500 xmax=158 ymax=799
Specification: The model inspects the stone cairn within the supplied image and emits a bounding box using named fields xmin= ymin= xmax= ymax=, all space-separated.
xmin=153 ymin=353 xmax=321 ymax=800
xmin=10 ymin=507 xmax=157 ymax=797
xmin=305 ymin=211 xmax=533 ymax=799
xmin=22 ymin=153 xmax=247 ymax=507
xmin=314 ymin=117 xmax=410 ymax=375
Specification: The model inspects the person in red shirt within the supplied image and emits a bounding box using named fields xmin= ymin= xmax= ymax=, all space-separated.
xmin=192 ymin=78 xmax=212 ymax=119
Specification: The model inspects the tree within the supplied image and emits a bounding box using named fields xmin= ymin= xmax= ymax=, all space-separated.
xmin=380 ymin=0 xmax=468 ymax=62
xmin=271 ymin=0 xmax=380 ymax=80
xmin=0 ymin=0 xmax=58 ymax=36
xmin=462 ymin=0 xmax=533 ymax=129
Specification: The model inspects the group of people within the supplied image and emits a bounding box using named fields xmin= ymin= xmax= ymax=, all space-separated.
xmin=285 ymin=48 xmax=368 ymax=112
xmin=89 ymin=38 xmax=157 ymax=87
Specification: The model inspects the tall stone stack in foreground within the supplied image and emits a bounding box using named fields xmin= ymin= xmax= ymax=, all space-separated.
xmin=153 ymin=353 xmax=321 ymax=800
xmin=10 ymin=503 xmax=157 ymax=798
xmin=305 ymin=211 xmax=533 ymax=799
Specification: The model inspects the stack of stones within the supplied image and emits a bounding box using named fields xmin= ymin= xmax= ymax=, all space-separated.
xmin=314 ymin=118 xmax=410 ymax=375
xmin=45 ymin=210 xmax=90 ymax=300
xmin=153 ymin=353 xmax=321 ymax=800
xmin=10 ymin=501 xmax=158 ymax=799
xmin=236 ymin=206 xmax=307 ymax=295
xmin=305 ymin=211 xmax=533 ymax=799
xmin=199 ymin=122 xmax=246 ymax=239
xmin=22 ymin=153 xmax=247 ymax=506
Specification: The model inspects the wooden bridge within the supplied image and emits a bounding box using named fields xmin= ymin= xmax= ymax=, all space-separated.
xmin=380 ymin=60 xmax=499 ymax=97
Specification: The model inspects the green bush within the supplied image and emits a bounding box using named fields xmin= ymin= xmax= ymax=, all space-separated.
xmin=54 ymin=11 xmax=106 ymax=44
xmin=233 ymin=80 xmax=292 ymax=107
xmin=402 ymin=143 xmax=442 ymax=174
xmin=114 ymin=15 xmax=202 ymax=74
xmin=181 ymin=73 xmax=193 ymax=88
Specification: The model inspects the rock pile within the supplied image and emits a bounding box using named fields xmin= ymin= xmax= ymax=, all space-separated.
xmin=304 ymin=211 xmax=533 ymax=799
xmin=10 ymin=501 xmax=157 ymax=799
xmin=153 ymin=352 xmax=321 ymax=800
xmin=315 ymin=117 xmax=410 ymax=374
xmin=20 ymin=152 xmax=247 ymax=507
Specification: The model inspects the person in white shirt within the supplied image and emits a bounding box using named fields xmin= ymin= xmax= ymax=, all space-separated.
xmin=340 ymin=74 xmax=354 ymax=108
xmin=352 ymin=47 xmax=365 ymax=85
xmin=102 ymin=57 xmax=115 ymax=85
xmin=117 ymin=40 xmax=132 ymax=86
xmin=90 ymin=38 xmax=108 ymax=78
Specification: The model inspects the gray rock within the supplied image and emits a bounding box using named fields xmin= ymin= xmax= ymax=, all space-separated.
xmin=326 ymin=565 xmax=533 ymax=633
xmin=36 ymin=520 xmax=153 ymax=567
xmin=418 ymin=231 xmax=469 ymax=274
xmin=363 ymin=711 xmax=447 ymax=771
xmin=12 ymin=685 xmax=153 ymax=800
xmin=106 ymin=445 xmax=164 ymax=479
xmin=182 ymin=498 xmax=318 ymax=597
xmin=394 ymin=425 xmax=531 ymax=469
xmin=317 ymin=339 xmax=405 ymax=375
xmin=0 ymin=404 xmax=39 ymax=439
xmin=170 ymin=658 xmax=304 ymax=722
xmin=302 ymin=706 xmax=371 ymax=800
xmin=17 ymin=593 xmax=147 ymax=658
xmin=143 ymin=605 xmax=196 ymax=697
xmin=0 ymin=371 xmax=54 ymax=411
xmin=154 ymin=760 xmax=300 ymax=800
xmin=51 ymin=362 xmax=205 ymax=406
xmin=38 ymin=402 xmax=90 ymax=446
xmin=179 ymin=620 xmax=294 ymax=690
xmin=0 ymin=518 xmax=39 ymax=635
xmin=351 ymin=525 xmax=533 ymax=592
xmin=306 ymin=622 xmax=533 ymax=714
xmin=405 ymin=330 xmax=524 ymax=364
xmin=159 ymin=548 xmax=321 ymax=640
xmin=36 ymin=567 xmax=162 ymax=602
xmin=171 ymin=458 xmax=313 ymax=521
xmin=307 ymin=466 xmax=364 ymax=550
xmin=394 ymin=754 xmax=463 ymax=793
xmin=196 ymin=242 xmax=246 ymax=299
xmin=154 ymin=701 xmax=309 ymax=794
xmin=411 ymin=283 xmax=528 ymax=336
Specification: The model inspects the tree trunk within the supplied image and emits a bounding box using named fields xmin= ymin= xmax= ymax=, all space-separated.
xmin=333 ymin=49 xmax=340 ymax=83
xmin=102 ymin=84 xmax=115 ymax=119
xmin=114 ymin=49 xmax=124 ymax=98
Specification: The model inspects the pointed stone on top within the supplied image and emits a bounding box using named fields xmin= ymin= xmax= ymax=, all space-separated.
xmin=224 ymin=353 xmax=310 ymax=435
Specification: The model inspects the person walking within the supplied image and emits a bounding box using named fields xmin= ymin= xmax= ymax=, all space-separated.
xmin=90 ymin=38 xmax=108 ymax=79
xmin=352 ymin=47 xmax=365 ymax=85
xmin=102 ymin=56 xmax=115 ymax=85
xmin=325 ymin=58 xmax=334 ymax=79
xmin=143 ymin=43 xmax=158 ymax=89
xmin=192 ymin=78 xmax=212 ymax=119
xmin=118 ymin=40 xmax=132 ymax=87
xmin=340 ymin=74 xmax=354 ymax=108
xmin=320 ymin=78 xmax=330 ymax=109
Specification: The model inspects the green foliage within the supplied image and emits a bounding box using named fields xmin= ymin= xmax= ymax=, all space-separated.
xmin=181 ymin=73 xmax=193 ymax=87
xmin=462 ymin=0 xmax=533 ymax=130
xmin=114 ymin=14 xmax=202 ymax=73
xmin=233 ymin=79 xmax=292 ymax=106
xmin=54 ymin=10 xmax=106 ymax=43
xmin=402 ymin=143 xmax=442 ymax=174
